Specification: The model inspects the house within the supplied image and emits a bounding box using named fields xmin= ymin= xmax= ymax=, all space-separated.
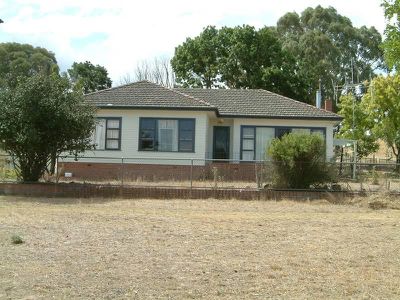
xmin=61 ymin=81 xmax=342 ymax=181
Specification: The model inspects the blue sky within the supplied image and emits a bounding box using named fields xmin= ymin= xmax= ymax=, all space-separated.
xmin=0 ymin=0 xmax=386 ymax=85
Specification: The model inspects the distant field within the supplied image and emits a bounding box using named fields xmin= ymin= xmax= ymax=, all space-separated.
xmin=0 ymin=196 xmax=399 ymax=299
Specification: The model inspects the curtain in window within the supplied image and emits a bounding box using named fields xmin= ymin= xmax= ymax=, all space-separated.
xmin=255 ymin=127 xmax=275 ymax=160
xmin=158 ymin=120 xmax=178 ymax=151
xmin=94 ymin=119 xmax=106 ymax=149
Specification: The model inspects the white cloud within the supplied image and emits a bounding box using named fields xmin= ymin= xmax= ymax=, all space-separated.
xmin=0 ymin=0 xmax=386 ymax=85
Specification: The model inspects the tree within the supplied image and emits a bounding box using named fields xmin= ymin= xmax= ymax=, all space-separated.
xmin=268 ymin=133 xmax=334 ymax=188
xmin=0 ymin=42 xmax=59 ymax=89
xmin=277 ymin=5 xmax=385 ymax=103
xmin=171 ymin=25 xmax=309 ymax=101
xmin=121 ymin=56 xmax=175 ymax=88
xmin=363 ymin=75 xmax=400 ymax=169
xmin=172 ymin=26 xmax=220 ymax=88
xmin=67 ymin=61 xmax=112 ymax=94
xmin=382 ymin=0 xmax=400 ymax=70
xmin=337 ymin=93 xmax=379 ymax=158
xmin=0 ymin=74 xmax=96 ymax=182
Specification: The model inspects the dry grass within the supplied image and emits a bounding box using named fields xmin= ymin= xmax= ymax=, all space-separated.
xmin=1 ymin=196 xmax=400 ymax=299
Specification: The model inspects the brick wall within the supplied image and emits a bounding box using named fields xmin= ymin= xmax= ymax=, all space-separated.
xmin=0 ymin=182 xmax=357 ymax=201
xmin=59 ymin=162 xmax=259 ymax=182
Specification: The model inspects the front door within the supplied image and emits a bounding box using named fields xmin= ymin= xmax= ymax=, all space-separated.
xmin=213 ymin=126 xmax=230 ymax=159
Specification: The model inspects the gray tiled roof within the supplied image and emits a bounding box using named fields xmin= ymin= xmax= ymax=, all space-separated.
xmin=85 ymin=81 xmax=212 ymax=109
xmin=176 ymin=88 xmax=341 ymax=120
xmin=85 ymin=81 xmax=341 ymax=120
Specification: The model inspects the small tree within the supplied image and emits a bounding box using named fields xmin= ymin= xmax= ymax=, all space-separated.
xmin=0 ymin=74 xmax=96 ymax=182
xmin=268 ymin=133 xmax=334 ymax=189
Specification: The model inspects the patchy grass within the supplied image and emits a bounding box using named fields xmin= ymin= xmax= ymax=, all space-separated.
xmin=0 ymin=196 xmax=399 ymax=299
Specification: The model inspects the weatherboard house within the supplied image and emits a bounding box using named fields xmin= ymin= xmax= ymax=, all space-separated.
xmin=61 ymin=81 xmax=341 ymax=180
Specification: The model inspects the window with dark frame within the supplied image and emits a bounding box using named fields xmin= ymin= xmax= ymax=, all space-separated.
xmin=241 ymin=126 xmax=326 ymax=160
xmin=93 ymin=117 xmax=121 ymax=150
xmin=139 ymin=118 xmax=195 ymax=152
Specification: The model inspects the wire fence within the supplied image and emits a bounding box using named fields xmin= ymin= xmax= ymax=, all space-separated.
xmin=1 ymin=154 xmax=400 ymax=192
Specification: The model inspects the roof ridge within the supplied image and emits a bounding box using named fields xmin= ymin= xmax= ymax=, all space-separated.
xmin=84 ymin=80 xmax=152 ymax=96
xmin=171 ymin=88 xmax=214 ymax=107
xmin=257 ymin=89 xmax=339 ymax=117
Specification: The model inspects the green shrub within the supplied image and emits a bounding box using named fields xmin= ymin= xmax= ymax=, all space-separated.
xmin=11 ymin=234 xmax=24 ymax=244
xmin=268 ymin=133 xmax=335 ymax=189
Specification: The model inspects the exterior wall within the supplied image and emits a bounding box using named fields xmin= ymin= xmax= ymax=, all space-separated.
xmin=231 ymin=118 xmax=337 ymax=161
xmin=73 ymin=109 xmax=210 ymax=165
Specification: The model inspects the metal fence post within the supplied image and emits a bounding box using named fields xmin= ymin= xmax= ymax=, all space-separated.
xmin=121 ymin=157 xmax=124 ymax=186
xmin=190 ymin=159 xmax=193 ymax=191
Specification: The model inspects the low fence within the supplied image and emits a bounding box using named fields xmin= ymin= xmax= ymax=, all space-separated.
xmin=1 ymin=154 xmax=400 ymax=192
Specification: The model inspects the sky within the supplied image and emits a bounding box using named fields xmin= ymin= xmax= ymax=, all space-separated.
xmin=0 ymin=0 xmax=386 ymax=86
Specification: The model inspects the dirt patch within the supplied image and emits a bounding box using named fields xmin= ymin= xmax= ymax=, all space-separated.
xmin=0 ymin=196 xmax=400 ymax=299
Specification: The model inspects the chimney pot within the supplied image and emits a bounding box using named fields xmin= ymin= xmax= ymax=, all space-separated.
xmin=324 ymin=99 xmax=333 ymax=112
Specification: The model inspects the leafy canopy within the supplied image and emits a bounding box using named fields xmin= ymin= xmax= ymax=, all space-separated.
xmin=0 ymin=42 xmax=59 ymax=88
xmin=277 ymin=5 xmax=385 ymax=103
xmin=67 ymin=61 xmax=112 ymax=94
xmin=0 ymin=74 xmax=96 ymax=182
xmin=171 ymin=25 xmax=310 ymax=102
xmin=268 ymin=133 xmax=334 ymax=188
xmin=363 ymin=75 xmax=400 ymax=165
xmin=337 ymin=93 xmax=379 ymax=158
xmin=382 ymin=0 xmax=400 ymax=70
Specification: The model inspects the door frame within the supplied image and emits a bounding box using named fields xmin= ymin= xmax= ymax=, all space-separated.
xmin=213 ymin=126 xmax=230 ymax=160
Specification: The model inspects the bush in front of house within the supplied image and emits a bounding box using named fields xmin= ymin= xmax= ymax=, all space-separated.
xmin=268 ymin=133 xmax=335 ymax=189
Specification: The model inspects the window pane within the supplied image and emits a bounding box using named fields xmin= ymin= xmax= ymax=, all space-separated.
xmin=242 ymin=139 xmax=254 ymax=150
xmin=179 ymin=141 xmax=193 ymax=152
xmin=140 ymin=129 xmax=155 ymax=139
xmin=107 ymin=129 xmax=119 ymax=139
xmin=94 ymin=118 xmax=106 ymax=149
xmin=242 ymin=150 xmax=254 ymax=161
xmin=243 ymin=127 xmax=255 ymax=138
xmin=311 ymin=129 xmax=325 ymax=137
xmin=292 ymin=128 xmax=311 ymax=135
xmin=180 ymin=130 xmax=193 ymax=141
xmin=140 ymin=139 xmax=154 ymax=150
xmin=158 ymin=120 xmax=178 ymax=151
xmin=276 ymin=127 xmax=291 ymax=138
xmin=106 ymin=140 xmax=119 ymax=149
xmin=180 ymin=119 xmax=195 ymax=130
xmin=141 ymin=118 xmax=156 ymax=130
xmin=256 ymin=127 xmax=275 ymax=160
xmin=107 ymin=119 xmax=120 ymax=129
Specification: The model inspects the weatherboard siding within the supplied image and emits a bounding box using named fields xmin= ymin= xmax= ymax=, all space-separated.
xmin=75 ymin=109 xmax=209 ymax=165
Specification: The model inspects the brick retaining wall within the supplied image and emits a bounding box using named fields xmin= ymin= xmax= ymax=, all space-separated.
xmin=59 ymin=162 xmax=259 ymax=182
xmin=0 ymin=182 xmax=354 ymax=201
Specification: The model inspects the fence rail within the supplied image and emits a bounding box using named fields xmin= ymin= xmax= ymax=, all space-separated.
xmin=1 ymin=154 xmax=400 ymax=192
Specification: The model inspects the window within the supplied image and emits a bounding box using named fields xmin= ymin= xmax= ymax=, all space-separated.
xmin=139 ymin=118 xmax=195 ymax=152
xmin=93 ymin=118 xmax=121 ymax=150
xmin=241 ymin=126 xmax=325 ymax=160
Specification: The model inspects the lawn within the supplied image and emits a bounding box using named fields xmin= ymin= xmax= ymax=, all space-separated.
xmin=0 ymin=196 xmax=399 ymax=299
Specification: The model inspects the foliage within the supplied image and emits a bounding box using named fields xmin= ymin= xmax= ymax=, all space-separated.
xmin=67 ymin=61 xmax=112 ymax=94
xmin=268 ymin=133 xmax=334 ymax=188
xmin=0 ymin=42 xmax=59 ymax=89
xmin=0 ymin=74 xmax=96 ymax=182
xmin=171 ymin=6 xmax=384 ymax=104
xmin=11 ymin=234 xmax=24 ymax=244
xmin=382 ymin=0 xmax=400 ymax=70
xmin=337 ymin=93 xmax=379 ymax=158
xmin=171 ymin=25 xmax=309 ymax=102
xmin=362 ymin=75 xmax=400 ymax=167
xmin=277 ymin=5 xmax=385 ymax=103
